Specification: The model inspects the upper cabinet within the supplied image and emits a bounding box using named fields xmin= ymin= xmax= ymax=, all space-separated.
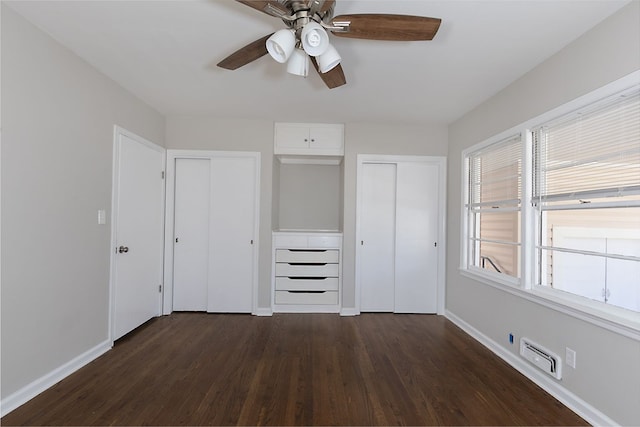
xmin=274 ymin=123 xmax=344 ymax=156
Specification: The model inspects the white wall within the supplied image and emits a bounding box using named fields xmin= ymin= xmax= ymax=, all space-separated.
xmin=277 ymin=163 xmax=341 ymax=231
xmin=166 ymin=118 xmax=449 ymax=311
xmin=447 ymin=2 xmax=640 ymax=425
xmin=1 ymin=5 xmax=165 ymax=400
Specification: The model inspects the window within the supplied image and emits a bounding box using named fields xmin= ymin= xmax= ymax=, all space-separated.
xmin=533 ymin=87 xmax=640 ymax=312
xmin=462 ymin=74 xmax=640 ymax=321
xmin=465 ymin=134 xmax=523 ymax=282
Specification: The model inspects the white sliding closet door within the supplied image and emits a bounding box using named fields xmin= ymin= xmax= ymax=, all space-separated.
xmin=173 ymin=158 xmax=210 ymax=311
xmin=357 ymin=157 xmax=442 ymax=314
xmin=395 ymin=162 xmax=439 ymax=313
xmin=359 ymin=163 xmax=397 ymax=311
xmin=169 ymin=152 xmax=260 ymax=314
xmin=208 ymin=156 xmax=257 ymax=312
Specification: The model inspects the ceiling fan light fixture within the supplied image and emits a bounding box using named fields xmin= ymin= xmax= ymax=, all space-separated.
xmin=318 ymin=43 xmax=341 ymax=73
xmin=287 ymin=49 xmax=309 ymax=77
xmin=266 ymin=29 xmax=296 ymax=63
xmin=301 ymin=21 xmax=330 ymax=57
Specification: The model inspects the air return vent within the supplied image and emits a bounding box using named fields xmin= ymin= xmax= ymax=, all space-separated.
xmin=520 ymin=338 xmax=562 ymax=380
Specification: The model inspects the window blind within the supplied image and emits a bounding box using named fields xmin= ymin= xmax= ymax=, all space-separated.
xmin=533 ymin=88 xmax=640 ymax=203
xmin=468 ymin=134 xmax=522 ymax=209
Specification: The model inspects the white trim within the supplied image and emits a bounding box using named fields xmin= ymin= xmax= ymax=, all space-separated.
xmin=254 ymin=308 xmax=273 ymax=316
xmin=340 ymin=307 xmax=359 ymax=316
xmin=163 ymin=149 xmax=261 ymax=316
xmin=445 ymin=310 xmax=619 ymax=427
xmin=355 ymin=154 xmax=447 ymax=315
xmin=277 ymin=156 xmax=343 ymax=165
xmin=273 ymin=305 xmax=341 ymax=313
xmin=0 ymin=340 xmax=111 ymax=417
xmin=109 ymin=126 xmax=165 ymax=344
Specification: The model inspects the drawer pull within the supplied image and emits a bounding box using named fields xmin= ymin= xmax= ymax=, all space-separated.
xmin=288 ymin=290 xmax=326 ymax=294
xmin=288 ymin=262 xmax=327 ymax=266
xmin=288 ymin=277 xmax=327 ymax=280
xmin=288 ymin=249 xmax=327 ymax=252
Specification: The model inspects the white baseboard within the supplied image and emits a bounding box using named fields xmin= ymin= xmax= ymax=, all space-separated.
xmin=445 ymin=310 xmax=618 ymax=427
xmin=0 ymin=340 xmax=111 ymax=417
xmin=273 ymin=305 xmax=340 ymax=313
xmin=340 ymin=307 xmax=359 ymax=316
xmin=254 ymin=307 xmax=273 ymax=316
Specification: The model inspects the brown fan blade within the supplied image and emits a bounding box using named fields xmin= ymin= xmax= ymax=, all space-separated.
xmin=236 ymin=0 xmax=289 ymax=18
xmin=310 ymin=57 xmax=346 ymax=89
xmin=331 ymin=14 xmax=441 ymax=41
xmin=217 ymin=33 xmax=273 ymax=70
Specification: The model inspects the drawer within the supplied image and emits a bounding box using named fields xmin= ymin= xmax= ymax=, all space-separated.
xmin=275 ymin=277 xmax=339 ymax=291
xmin=308 ymin=235 xmax=342 ymax=248
xmin=276 ymin=249 xmax=339 ymax=263
xmin=273 ymin=234 xmax=308 ymax=247
xmin=275 ymin=263 xmax=339 ymax=278
xmin=275 ymin=290 xmax=339 ymax=305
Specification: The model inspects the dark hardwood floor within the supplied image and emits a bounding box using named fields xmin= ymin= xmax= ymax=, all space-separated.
xmin=2 ymin=313 xmax=587 ymax=426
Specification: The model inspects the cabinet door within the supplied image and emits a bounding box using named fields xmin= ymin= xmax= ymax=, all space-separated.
xmin=309 ymin=125 xmax=344 ymax=153
xmin=275 ymin=124 xmax=310 ymax=153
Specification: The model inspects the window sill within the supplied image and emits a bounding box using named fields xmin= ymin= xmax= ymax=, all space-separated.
xmin=459 ymin=268 xmax=640 ymax=341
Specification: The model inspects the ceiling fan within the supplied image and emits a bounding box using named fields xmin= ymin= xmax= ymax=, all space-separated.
xmin=217 ymin=0 xmax=441 ymax=89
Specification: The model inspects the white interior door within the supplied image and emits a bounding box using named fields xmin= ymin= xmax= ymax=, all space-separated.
xmin=208 ymin=156 xmax=257 ymax=312
xmin=112 ymin=130 xmax=164 ymax=340
xmin=359 ymin=163 xmax=397 ymax=311
xmin=394 ymin=162 xmax=439 ymax=313
xmin=173 ymin=158 xmax=210 ymax=311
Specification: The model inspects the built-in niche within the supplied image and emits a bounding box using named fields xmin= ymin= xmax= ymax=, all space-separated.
xmin=272 ymin=159 xmax=344 ymax=232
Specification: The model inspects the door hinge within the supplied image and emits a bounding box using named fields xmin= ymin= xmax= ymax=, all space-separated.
xmin=161 ymin=171 xmax=165 ymax=179
xmin=159 ymin=284 xmax=162 ymax=293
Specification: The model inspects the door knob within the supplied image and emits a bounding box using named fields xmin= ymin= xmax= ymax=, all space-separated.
xmin=118 ymin=246 xmax=129 ymax=253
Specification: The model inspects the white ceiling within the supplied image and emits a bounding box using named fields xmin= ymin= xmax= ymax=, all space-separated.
xmin=6 ymin=0 xmax=631 ymax=125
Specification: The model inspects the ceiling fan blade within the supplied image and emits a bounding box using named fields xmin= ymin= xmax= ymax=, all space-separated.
xmin=217 ymin=33 xmax=273 ymax=70
xmin=310 ymin=57 xmax=346 ymax=89
xmin=235 ymin=0 xmax=289 ymax=18
xmin=331 ymin=14 xmax=441 ymax=41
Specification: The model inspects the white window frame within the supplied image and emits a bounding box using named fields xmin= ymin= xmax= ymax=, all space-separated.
xmin=460 ymin=70 xmax=640 ymax=340
xmin=461 ymin=132 xmax=524 ymax=288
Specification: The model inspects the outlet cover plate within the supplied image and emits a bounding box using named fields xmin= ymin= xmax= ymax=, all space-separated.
xmin=566 ymin=347 xmax=576 ymax=368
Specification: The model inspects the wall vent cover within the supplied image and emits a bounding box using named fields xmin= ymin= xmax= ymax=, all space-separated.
xmin=519 ymin=338 xmax=562 ymax=380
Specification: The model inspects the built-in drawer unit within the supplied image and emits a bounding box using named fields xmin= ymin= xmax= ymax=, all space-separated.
xmin=272 ymin=232 xmax=342 ymax=312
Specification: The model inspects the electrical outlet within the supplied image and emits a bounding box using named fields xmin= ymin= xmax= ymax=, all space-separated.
xmin=566 ymin=347 xmax=576 ymax=368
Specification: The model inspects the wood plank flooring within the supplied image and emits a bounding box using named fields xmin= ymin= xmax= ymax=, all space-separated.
xmin=2 ymin=313 xmax=587 ymax=426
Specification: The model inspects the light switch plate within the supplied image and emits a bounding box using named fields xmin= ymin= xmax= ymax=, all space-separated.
xmin=97 ymin=209 xmax=106 ymax=225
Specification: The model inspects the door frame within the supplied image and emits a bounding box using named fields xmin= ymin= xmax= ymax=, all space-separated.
xmin=109 ymin=125 xmax=166 ymax=345
xmin=163 ymin=150 xmax=261 ymax=315
xmin=355 ymin=154 xmax=447 ymax=315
